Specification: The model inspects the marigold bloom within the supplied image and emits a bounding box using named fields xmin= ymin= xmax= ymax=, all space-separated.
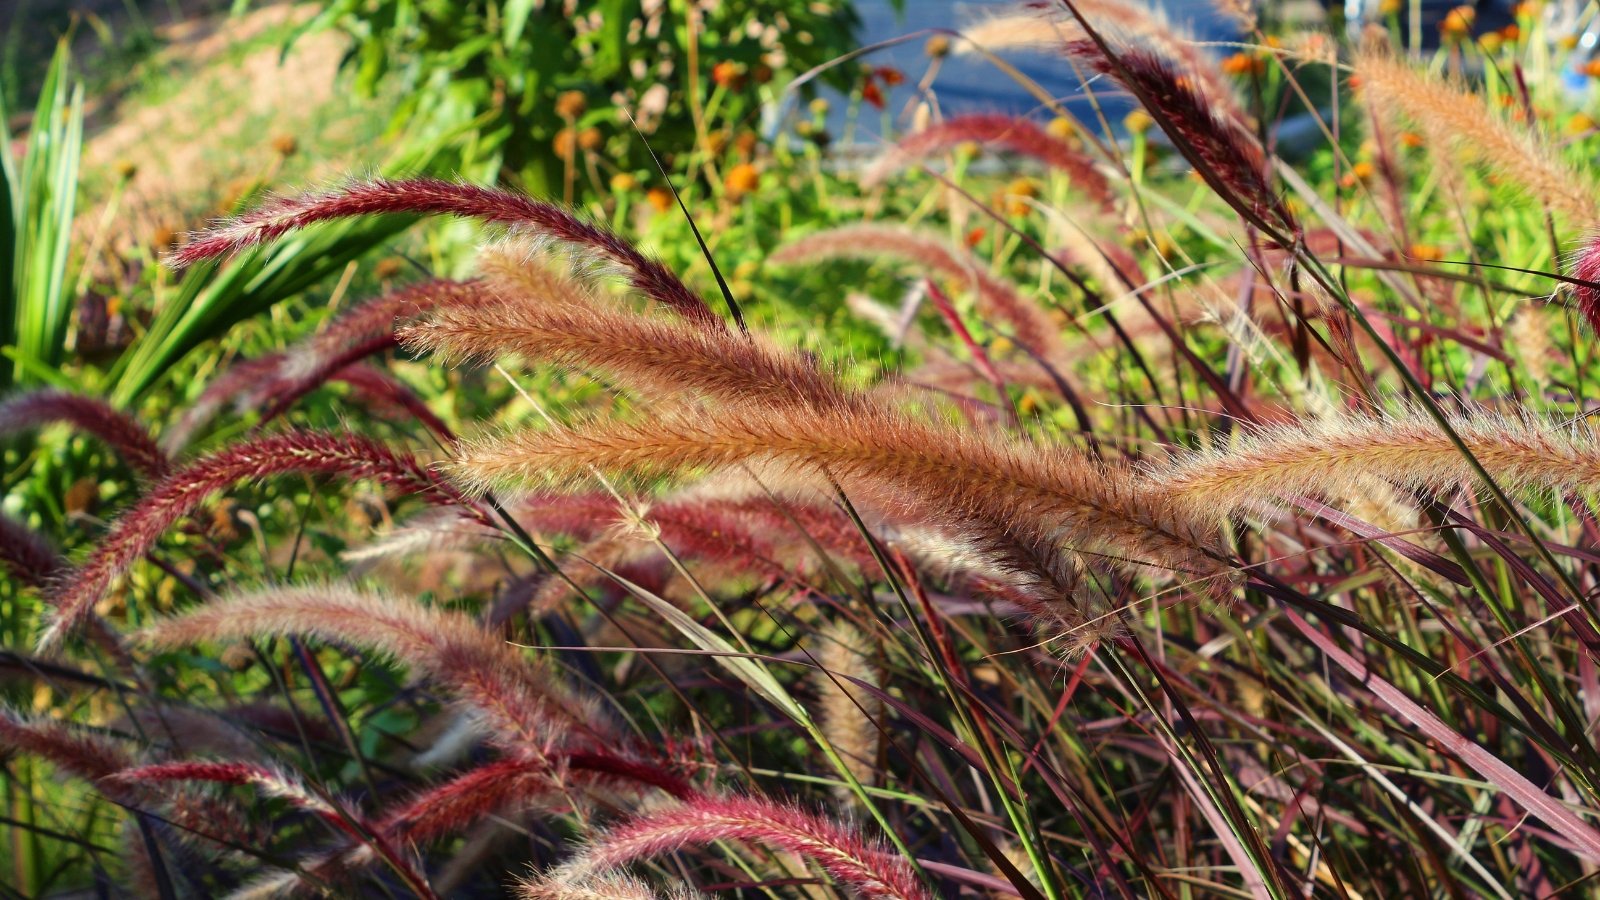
xmin=724 ymin=163 xmax=760 ymax=197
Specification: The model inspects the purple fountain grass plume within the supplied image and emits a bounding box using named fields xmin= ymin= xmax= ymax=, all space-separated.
xmin=162 ymin=354 xmax=287 ymax=453
xmin=1356 ymin=48 xmax=1600 ymax=225
xmin=169 ymin=178 xmax=723 ymax=330
xmin=109 ymin=761 xmax=438 ymax=900
xmin=0 ymin=708 xmax=263 ymax=852
xmin=380 ymin=750 xmax=695 ymax=848
xmin=400 ymin=291 xmax=850 ymax=411
xmin=202 ymin=746 xmax=697 ymax=897
xmin=0 ymin=389 xmax=170 ymax=480
xmin=327 ymin=364 xmax=456 ymax=441
xmin=449 ymin=400 xmax=1234 ymax=592
xmin=1569 ymin=235 xmax=1600 ymax=333
xmin=135 ymin=583 xmax=619 ymax=759
xmin=1067 ymin=39 xmax=1296 ymax=236
xmin=812 ymin=621 xmax=883 ymax=797
xmin=41 ymin=431 xmax=488 ymax=651
xmin=0 ymin=707 xmax=137 ymax=790
xmin=770 ymin=225 xmax=1065 ymax=360
xmin=1 ymin=512 xmax=66 ymax=588
xmin=290 ymin=279 xmax=490 ymax=371
xmin=862 ymin=113 xmax=1112 ymax=204
xmin=555 ymin=793 xmax=932 ymax=900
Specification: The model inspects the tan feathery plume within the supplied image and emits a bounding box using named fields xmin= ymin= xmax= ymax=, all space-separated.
xmin=136 ymin=584 xmax=616 ymax=759
xmin=1508 ymin=303 xmax=1556 ymax=391
xmin=812 ymin=620 xmax=882 ymax=798
xmin=450 ymin=400 xmax=1231 ymax=587
xmin=1153 ymin=409 xmax=1600 ymax=518
xmin=1355 ymin=48 xmax=1600 ymax=224
xmin=476 ymin=236 xmax=609 ymax=309
xmin=400 ymin=293 xmax=850 ymax=411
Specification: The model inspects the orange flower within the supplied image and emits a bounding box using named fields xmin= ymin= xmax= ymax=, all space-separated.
xmin=711 ymin=61 xmax=745 ymax=89
xmin=1399 ymin=131 xmax=1424 ymax=148
xmin=1440 ymin=5 xmax=1475 ymax=36
xmin=964 ymin=227 xmax=986 ymax=248
xmin=1408 ymin=244 xmax=1445 ymax=261
xmin=724 ymin=163 xmax=760 ymax=197
xmin=1221 ymin=53 xmax=1265 ymax=76
xmin=553 ymin=128 xmax=577 ymax=160
xmin=1585 ymin=60 xmax=1600 ymax=78
xmin=646 ymin=186 xmax=674 ymax=213
xmin=875 ymin=66 xmax=905 ymax=86
xmin=555 ymin=90 xmax=587 ymax=120
xmin=578 ymin=127 xmax=603 ymax=152
xmin=1340 ymin=160 xmax=1376 ymax=188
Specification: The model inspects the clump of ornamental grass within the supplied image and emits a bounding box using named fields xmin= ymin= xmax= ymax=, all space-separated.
xmin=24 ymin=15 xmax=1600 ymax=894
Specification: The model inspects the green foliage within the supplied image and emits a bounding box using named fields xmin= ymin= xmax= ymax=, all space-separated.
xmin=299 ymin=0 xmax=858 ymax=194
xmin=0 ymin=42 xmax=82 ymax=391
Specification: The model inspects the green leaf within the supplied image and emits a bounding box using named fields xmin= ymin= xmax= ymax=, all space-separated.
xmin=501 ymin=0 xmax=535 ymax=46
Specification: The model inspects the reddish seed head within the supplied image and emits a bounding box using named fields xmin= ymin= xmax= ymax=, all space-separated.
xmin=1571 ymin=234 xmax=1600 ymax=332
xmin=0 ymin=390 xmax=170 ymax=481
